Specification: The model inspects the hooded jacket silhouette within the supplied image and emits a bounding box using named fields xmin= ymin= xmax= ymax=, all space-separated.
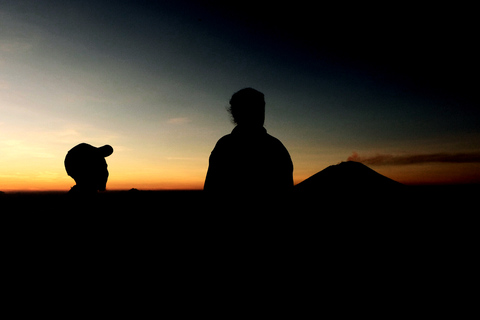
xmin=204 ymin=88 xmax=293 ymax=193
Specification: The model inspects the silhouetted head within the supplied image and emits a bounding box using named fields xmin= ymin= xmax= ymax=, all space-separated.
xmin=228 ymin=88 xmax=265 ymax=127
xmin=65 ymin=143 xmax=113 ymax=193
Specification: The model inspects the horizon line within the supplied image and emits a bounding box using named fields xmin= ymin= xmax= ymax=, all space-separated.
xmin=3 ymin=182 xmax=480 ymax=193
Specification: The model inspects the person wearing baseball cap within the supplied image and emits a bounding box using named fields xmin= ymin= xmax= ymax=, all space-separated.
xmin=64 ymin=143 xmax=114 ymax=195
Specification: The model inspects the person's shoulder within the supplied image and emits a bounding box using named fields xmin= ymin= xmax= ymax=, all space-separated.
xmin=209 ymin=134 xmax=235 ymax=160
xmin=213 ymin=133 xmax=234 ymax=148
xmin=264 ymin=133 xmax=292 ymax=160
xmin=265 ymin=133 xmax=287 ymax=148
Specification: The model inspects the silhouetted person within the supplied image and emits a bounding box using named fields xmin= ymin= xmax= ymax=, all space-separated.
xmin=64 ymin=143 xmax=113 ymax=195
xmin=204 ymin=88 xmax=293 ymax=193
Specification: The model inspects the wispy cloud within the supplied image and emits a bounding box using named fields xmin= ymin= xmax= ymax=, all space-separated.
xmin=165 ymin=156 xmax=199 ymax=161
xmin=347 ymin=152 xmax=480 ymax=166
xmin=167 ymin=117 xmax=191 ymax=124
xmin=0 ymin=79 xmax=10 ymax=90
xmin=0 ymin=139 xmax=56 ymax=159
xmin=0 ymin=41 xmax=33 ymax=53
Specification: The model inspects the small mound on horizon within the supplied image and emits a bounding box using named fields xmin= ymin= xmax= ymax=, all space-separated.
xmin=295 ymin=161 xmax=403 ymax=193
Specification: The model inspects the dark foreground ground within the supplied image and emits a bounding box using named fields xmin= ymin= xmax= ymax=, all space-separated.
xmin=2 ymin=185 xmax=476 ymax=245
xmin=1 ymin=186 xmax=476 ymax=315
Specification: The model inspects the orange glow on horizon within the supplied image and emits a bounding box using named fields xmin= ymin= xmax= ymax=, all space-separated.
xmin=372 ymin=162 xmax=480 ymax=186
xmin=0 ymin=178 xmax=204 ymax=192
xmin=2 ymin=162 xmax=479 ymax=192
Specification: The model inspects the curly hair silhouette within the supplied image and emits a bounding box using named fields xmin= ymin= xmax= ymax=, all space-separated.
xmin=205 ymin=88 xmax=293 ymax=193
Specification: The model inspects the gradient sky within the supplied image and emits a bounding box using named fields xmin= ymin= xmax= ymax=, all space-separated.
xmin=1 ymin=0 xmax=479 ymax=191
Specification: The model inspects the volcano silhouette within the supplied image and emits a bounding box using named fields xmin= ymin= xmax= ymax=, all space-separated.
xmin=295 ymin=161 xmax=403 ymax=192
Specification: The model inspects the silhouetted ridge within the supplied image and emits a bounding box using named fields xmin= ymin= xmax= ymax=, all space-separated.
xmin=295 ymin=161 xmax=402 ymax=192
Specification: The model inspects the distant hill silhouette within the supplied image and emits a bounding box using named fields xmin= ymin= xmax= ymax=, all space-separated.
xmin=295 ymin=161 xmax=403 ymax=193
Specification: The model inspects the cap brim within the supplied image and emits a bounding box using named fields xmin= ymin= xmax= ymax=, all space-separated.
xmin=98 ymin=145 xmax=114 ymax=157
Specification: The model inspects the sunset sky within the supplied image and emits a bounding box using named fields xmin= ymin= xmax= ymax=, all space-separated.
xmin=1 ymin=0 xmax=479 ymax=191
